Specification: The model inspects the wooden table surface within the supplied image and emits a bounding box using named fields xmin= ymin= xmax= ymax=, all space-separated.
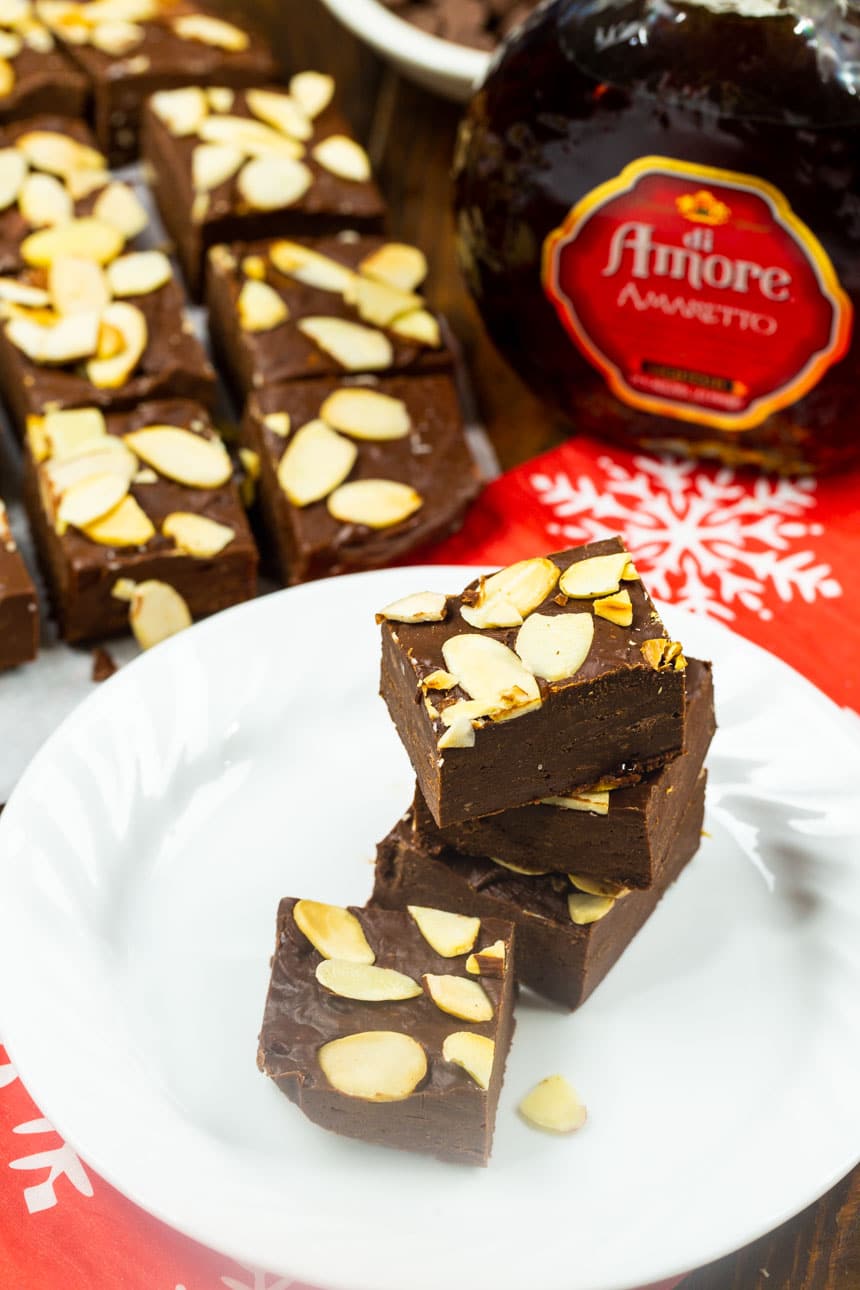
xmin=265 ymin=5 xmax=859 ymax=1287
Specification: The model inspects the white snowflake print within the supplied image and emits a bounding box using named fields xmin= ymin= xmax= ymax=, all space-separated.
xmin=221 ymin=1270 xmax=295 ymax=1290
xmin=530 ymin=453 xmax=842 ymax=621
xmin=8 ymin=1116 xmax=94 ymax=1213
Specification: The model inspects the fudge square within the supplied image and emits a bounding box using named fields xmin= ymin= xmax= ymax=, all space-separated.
xmin=242 ymin=374 xmax=481 ymax=584
xmin=373 ymin=772 xmax=706 ymax=1012
xmin=22 ymin=400 xmax=257 ymax=642
xmin=142 ymin=78 xmax=386 ymax=296
xmin=206 ymin=233 xmax=452 ymax=399
xmin=258 ymin=899 xmax=516 ymax=1165
xmin=38 ymin=1 xmax=278 ymax=166
xmin=0 ymin=249 xmax=216 ymax=436
xmin=378 ymin=538 xmax=687 ymax=827
xmin=0 ymin=116 xmax=150 ymax=275
xmin=433 ymin=657 xmax=715 ymax=889
xmin=0 ymin=5 xmax=88 ymax=126
xmin=0 ymin=498 xmax=38 ymax=669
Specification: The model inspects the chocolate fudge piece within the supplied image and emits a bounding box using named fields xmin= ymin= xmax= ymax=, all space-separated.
xmin=0 ymin=259 xmax=216 ymax=436
xmin=242 ymin=374 xmax=481 ymax=584
xmin=258 ymin=898 xmax=515 ymax=1165
xmin=142 ymin=80 xmax=386 ymax=296
xmin=0 ymin=117 xmax=151 ymax=275
xmin=373 ymin=773 xmax=706 ymax=1011
xmin=39 ymin=1 xmax=278 ymax=166
xmin=0 ymin=498 xmax=38 ymax=668
xmin=0 ymin=7 xmax=88 ymax=125
xmin=379 ymin=538 xmax=687 ymax=827
xmin=432 ymin=657 xmax=715 ymax=887
xmin=22 ymin=400 xmax=257 ymax=642
xmin=206 ymin=233 xmax=452 ymax=399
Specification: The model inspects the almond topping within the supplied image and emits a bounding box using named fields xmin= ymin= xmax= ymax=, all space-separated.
xmin=442 ymin=1032 xmax=495 ymax=1091
xmin=315 ymin=960 xmax=422 ymax=1002
xmin=276 ymin=418 xmax=356 ymax=507
xmin=236 ymin=155 xmax=312 ymax=212
xmin=162 ymin=512 xmax=235 ymax=558
xmin=106 ymin=249 xmax=171 ymax=298
xmin=519 ymin=1076 xmax=587 ymax=1134
xmin=407 ymin=905 xmax=480 ymax=957
xmin=18 ymin=172 xmax=73 ymax=227
xmin=289 ymin=71 xmax=335 ymax=121
xmin=359 ymin=242 xmax=428 ymax=292
xmin=593 ymin=588 xmax=633 ymax=627
xmin=89 ymin=17 xmax=143 ymax=53
xmin=542 ymin=789 xmax=610 ymax=815
xmin=269 ymin=240 xmax=356 ymax=293
xmin=462 ymin=557 xmax=559 ymax=629
xmin=389 ymin=309 xmax=441 ymax=347
xmin=197 ymin=114 xmax=304 ymax=159
xmin=262 ymin=411 xmax=290 ymax=437
xmin=237 ymin=277 xmax=288 ymax=332
xmin=423 ymin=973 xmax=493 ymax=1023
xmin=641 ymin=637 xmax=687 ymax=671
xmin=118 ymin=578 xmax=191 ymax=647
xmin=48 ymin=256 xmax=110 ymax=316
xmin=327 ymin=479 xmax=422 ymax=529
xmin=85 ymin=301 xmax=146 ymax=388
xmin=6 ymin=310 xmax=100 ymax=363
xmin=241 ymin=253 xmax=266 ymax=280
xmin=515 ymin=611 xmax=594 ymax=683
xmin=422 ymin=669 xmax=457 ymax=690
xmin=568 ymin=890 xmax=615 ymax=925
xmin=492 ymin=857 xmax=549 ymax=875
xmin=38 ymin=406 xmax=107 ymax=459
xmin=171 ymin=13 xmax=248 ymax=50
xmin=82 ymin=496 xmax=154 ymax=548
xmin=22 ymin=216 xmax=123 ymax=267
xmin=92 ymin=181 xmax=148 ymax=239
xmin=376 ymin=591 xmax=447 ymax=624
xmin=437 ymin=719 xmax=475 ymax=749
xmin=191 ymin=141 xmax=243 ymax=192
xmin=206 ymin=86 xmax=234 ymax=113
xmin=320 ymin=387 xmax=410 ymax=440
xmin=124 ymin=425 xmax=232 ymax=489
xmin=559 ymin=551 xmax=632 ymax=599
xmin=465 ymin=940 xmax=506 ymax=978
xmin=150 ymin=85 xmax=208 ymax=136
xmin=246 ymin=88 xmax=312 ymax=141
xmin=568 ymin=873 xmax=629 ymax=898
xmin=298 ymin=316 xmax=393 ymax=371
xmin=442 ymin=633 xmax=541 ymax=721
xmin=0 ymin=147 xmax=26 ymax=211
xmin=56 ymin=471 xmax=128 ymax=533
xmin=0 ymin=278 xmax=50 ymax=308
xmin=318 ymin=1031 xmax=426 ymax=1102
xmin=344 ymin=275 xmax=423 ymax=329
xmin=14 ymin=130 xmax=104 ymax=177
xmin=312 ymin=134 xmax=371 ymax=182
xmin=293 ymin=900 xmax=375 ymax=964
xmin=0 ymin=32 xmax=21 ymax=60
xmin=0 ymin=56 xmax=12 ymax=95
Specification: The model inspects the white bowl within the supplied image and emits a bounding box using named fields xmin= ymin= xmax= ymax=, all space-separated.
xmin=319 ymin=0 xmax=491 ymax=101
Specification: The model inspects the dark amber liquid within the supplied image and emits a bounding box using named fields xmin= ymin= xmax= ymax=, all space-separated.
xmin=453 ymin=0 xmax=860 ymax=473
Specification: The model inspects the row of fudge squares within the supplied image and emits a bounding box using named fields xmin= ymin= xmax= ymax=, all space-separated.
xmin=0 ymin=0 xmax=279 ymax=164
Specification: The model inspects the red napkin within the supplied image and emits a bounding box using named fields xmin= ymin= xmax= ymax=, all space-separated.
xmin=4 ymin=433 xmax=855 ymax=1290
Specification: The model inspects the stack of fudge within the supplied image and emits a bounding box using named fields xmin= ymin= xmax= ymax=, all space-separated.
xmin=257 ymin=538 xmax=715 ymax=1164
xmin=0 ymin=3 xmax=479 ymax=669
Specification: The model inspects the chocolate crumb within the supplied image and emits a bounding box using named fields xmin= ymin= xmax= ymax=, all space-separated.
xmin=92 ymin=647 xmax=118 ymax=683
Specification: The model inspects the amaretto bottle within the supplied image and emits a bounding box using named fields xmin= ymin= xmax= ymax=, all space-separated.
xmin=454 ymin=0 xmax=860 ymax=472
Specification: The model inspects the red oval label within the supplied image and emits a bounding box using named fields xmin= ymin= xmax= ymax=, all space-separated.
xmin=543 ymin=157 xmax=853 ymax=431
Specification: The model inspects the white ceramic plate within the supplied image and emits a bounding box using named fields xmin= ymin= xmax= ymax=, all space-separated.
xmin=1 ymin=567 xmax=858 ymax=1290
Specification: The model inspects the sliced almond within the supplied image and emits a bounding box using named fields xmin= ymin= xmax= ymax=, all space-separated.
xmin=2 ymin=0 xmax=31 ymax=23
xmin=461 ymin=591 xmax=523 ymax=630
xmin=15 ymin=130 xmax=104 ymax=177
xmin=519 ymin=1076 xmax=587 ymax=1134
xmin=191 ymin=141 xmax=243 ymax=192
xmin=0 ymin=278 xmax=51 ymax=308
xmin=542 ymin=789 xmax=610 ymax=815
xmin=18 ymin=172 xmax=73 ymax=228
xmin=206 ymin=86 xmax=233 ymax=113
xmin=442 ymin=634 xmax=541 ymax=719
xmin=465 ymin=940 xmax=506 ymax=978
xmin=641 ymin=637 xmax=687 ymax=672
xmin=22 ymin=217 xmax=123 ymax=267
xmin=86 ymin=301 xmax=146 ymax=388
xmin=437 ymin=718 xmax=475 ymax=750
xmin=269 ymin=240 xmax=356 ymax=293
xmin=569 ymin=873 xmax=628 ymax=898
xmin=106 ymin=249 xmax=171 ymax=299
xmin=389 ymin=309 xmax=441 ymax=347
xmin=39 ymin=406 xmax=107 ymax=459
xmin=312 ymin=134 xmax=371 ymax=183
xmin=559 ymin=551 xmax=632 ymax=599
xmin=493 ymin=856 xmax=549 ymax=875
xmin=0 ymin=55 xmax=12 ymax=95
xmin=423 ymin=973 xmax=493 ymax=1023
xmin=56 ymin=471 xmax=128 ymax=534
xmin=171 ymin=12 xmax=248 ymax=50
xmin=318 ymin=1031 xmax=426 ymax=1103
xmin=407 ymin=905 xmax=479 ymax=958
xmin=344 ymin=275 xmax=422 ymax=329
xmin=237 ymin=155 xmax=312 ymax=212
xmin=90 ymin=17 xmax=143 ymax=52
xmin=568 ymin=890 xmax=615 ymax=925
xmin=360 ymin=242 xmax=428 ymax=292
xmin=262 ymin=410 xmax=290 ymax=437
xmin=593 ymin=588 xmax=633 ymax=626
xmin=197 ymin=114 xmax=304 ymax=159
xmin=65 ymin=165 xmax=110 ymax=200
xmin=515 ymin=611 xmax=594 ymax=683
xmin=298 ymin=316 xmax=392 ymax=372
xmin=442 ymin=1032 xmax=495 ymax=1091
xmin=289 ymin=70 xmax=335 ymax=121
xmin=0 ymin=31 xmax=22 ymax=59
xmin=96 ymin=319 xmax=124 ymax=359
xmin=124 ymin=425 xmax=232 ymax=489
xmin=293 ymin=899 xmax=375 ymax=964
xmin=92 ymin=181 xmax=148 ymax=239
xmin=162 ymin=512 xmax=235 ymax=558
xmin=134 ymin=467 xmax=157 ymax=484
xmin=22 ymin=21 xmax=55 ymax=54
xmin=150 ymin=85 xmax=208 ymax=136
xmin=43 ymin=439 xmax=134 ymax=501
xmin=423 ymin=669 xmax=457 ymax=690
xmin=320 ymin=387 xmax=411 ymax=441
xmin=246 ymin=88 xmax=312 ymax=142
xmin=276 ymin=419 xmax=356 ymax=507
xmin=0 ymin=147 xmax=26 ymax=211
xmin=6 ymin=310 xmax=100 ymax=363
xmin=123 ymin=578 xmax=191 ymax=647
xmin=237 ymin=277 xmax=288 ymax=332
xmin=49 ymin=256 xmax=110 ymax=316
xmin=315 ymin=960 xmax=422 ymax=1003
xmin=241 ymin=253 xmax=266 ymax=280
xmin=376 ymin=591 xmax=447 ymax=624
xmin=82 ymin=496 xmax=155 ymax=548
xmin=327 ymin=479 xmax=422 ymax=529
xmin=478 ymin=558 xmax=560 ymax=618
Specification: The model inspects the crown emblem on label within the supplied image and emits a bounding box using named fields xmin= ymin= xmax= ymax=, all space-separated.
xmin=675 ymin=190 xmax=731 ymax=225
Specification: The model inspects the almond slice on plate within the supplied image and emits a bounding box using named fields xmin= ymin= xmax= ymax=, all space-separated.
xmin=6 ymin=310 xmax=100 ymax=363
xmin=124 ymin=425 xmax=232 ymax=489
xmin=276 ymin=418 xmax=357 ymax=507
xmin=297 ymin=316 xmax=393 ymax=371
xmin=21 ymin=217 xmax=124 ymax=267
xmin=191 ymin=142 xmax=243 ymax=192
xmin=359 ymin=242 xmax=428 ymax=292
xmin=0 ymin=147 xmax=26 ymax=211
xmin=246 ymin=88 xmax=312 ymax=142
xmin=320 ymin=387 xmax=410 ymax=441
xmin=519 ymin=1075 xmax=587 ymax=1134
xmin=92 ymin=181 xmax=148 ymax=239
xmin=18 ymin=172 xmax=73 ymax=228
xmin=49 ymin=256 xmax=110 ymax=316
xmin=171 ymin=13 xmax=248 ymax=50
xmin=236 ymin=155 xmax=312 ymax=212
xmin=237 ymin=278 xmax=288 ymax=332
xmin=106 ymin=249 xmax=171 ymax=298
xmin=327 ymin=478 xmax=422 ymax=529
xmin=162 ymin=512 xmax=235 ymax=558
xmin=85 ymin=301 xmax=146 ymax=388
xmin=269 ymin=240 xmax=356 ymax=293
xmin=289 ymin=71 xmax=335 ymax=121
xmin=312 ymin=134 xmax=371 ymax=182
xmin=150 ymin=85 xmax=208 ymax=136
